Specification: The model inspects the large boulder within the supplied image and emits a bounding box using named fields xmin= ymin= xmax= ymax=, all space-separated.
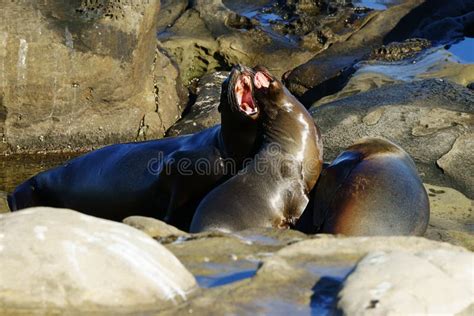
xmin=310 ymin=79 xmax=474 ymax=197
xmin=338 ymin=250 xmax=474 ymax=315
xmin=0 ymin=207 xmax=197 ymax=314
xmin=0 ymin=1 xmax=187 ymax=154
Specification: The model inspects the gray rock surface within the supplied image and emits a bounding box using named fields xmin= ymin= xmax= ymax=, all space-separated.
xmin=314 ymin=47 xmax=474 ymax=106
xmin=156 ymin=0 xmax=189 ymax=33
xmin=310 ymin=79 xmax=474 ymax=197
xmin=0 ymin=1 xmax=187 ymax=154
xmin=424 ymin=184 xmax=473 ymax=251
xmin=159 ymin=0 xmax=373 ymax=85
xmin=437 ymin=133 xmax=474 ymax=199
xmin=338 ymin=250 xmax=474 ymax=315
xmin=160 ymin=233 xmax=469 ymax=315
xmin=0 ymin=191 xmax=8 ymax=213
xmin=123 ymin=216 xmax=187 ymax=238
xmin=284 ymin=0 xmax=474 ymax=104
xmin=0 ymin=207 xmax=197 ymax=314
xmin=283 ymin=0 xmax=426 ymax=103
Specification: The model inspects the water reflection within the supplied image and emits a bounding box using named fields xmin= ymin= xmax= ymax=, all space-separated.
xmin=0 ymin=154 xmax=76 ymax=193
xmin=196 ymin=269 xmax=257 ymax=288
xmin=305 ymin=264 xmax=354 ymax=315
xmin=446 ymin=37 xmax=474 ymax=63
xmin=352 ymin=0 xmax=402 ymax=10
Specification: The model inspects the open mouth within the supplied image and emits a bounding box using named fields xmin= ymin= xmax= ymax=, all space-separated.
xmin=234 ymin=74 xmax=258 ymax=117
xmin=253 ymin=71 xmax=272 ymax=89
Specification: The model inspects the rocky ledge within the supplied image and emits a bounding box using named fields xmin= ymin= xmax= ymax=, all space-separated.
xmin=1 ymin=206 xmax=472 ymax=315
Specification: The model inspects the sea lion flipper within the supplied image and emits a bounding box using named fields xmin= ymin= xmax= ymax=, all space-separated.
xmin=163 ymin=146 xmax=225 ymax=226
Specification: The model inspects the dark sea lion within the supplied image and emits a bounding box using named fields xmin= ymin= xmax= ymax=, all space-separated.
xmin=8 ymin=65 xmax=262 ymax=230
xmin=295 ymin=137 xmax=430 ymax=236
xmin=190 ymin=67 xmax=323 ymax=233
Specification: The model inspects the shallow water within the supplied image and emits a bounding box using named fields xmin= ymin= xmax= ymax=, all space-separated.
xmin=446 ymin=37 xmax=474 ymax=63
xmin=0 ymin=154 xmax=74 ymax=193
xmin=307 ymin=265 xmax=354 ymax=315
xmin=354 ymin=47 xmax=464 ymax=81
xmin=242 ymin=10 xmax=285 ymax=27
xmin=196 ymin=266 xmax=257 ymax=288
xmin=352 ymin=0 xmax=402 ymax=10
xmin=195 ymin=260 xmax=353 ymax=314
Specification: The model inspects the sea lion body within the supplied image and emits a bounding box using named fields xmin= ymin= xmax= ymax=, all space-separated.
xmin=9 ymin=65 xmax=261 ymax=230
xmin=296 ymin=138 xmax=430 ymax=236
xmin=190 ymin=67 xmax=323 ymax=233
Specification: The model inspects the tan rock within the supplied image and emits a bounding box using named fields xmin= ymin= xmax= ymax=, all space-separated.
xmin=123 ymin=216 xmax=187 ymax=238
xmin=424 ymin=183 xmax=473 ymax=250
xmin=0 ymin=207 xmax=197 ymax=314
xmin=338 ymin=250 xmax=474 ymax=315
xmin=0 ymin=191 xmax=8 ymax=214
xmin=0 ymin=1 xmax=186 ymax=154
xmin=275 ymin=235 xmax=468 ymax=258
xmin=437 ymin=134 xmax=474 ymax=198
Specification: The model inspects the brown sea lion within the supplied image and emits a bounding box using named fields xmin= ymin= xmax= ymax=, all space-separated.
xmin=296 ymin=137 xmax=430 ymax=236
xmin=190 ymin=66 xmax=324 ymax=233
xmin=8 ymin=65 xmax=262 ymax=231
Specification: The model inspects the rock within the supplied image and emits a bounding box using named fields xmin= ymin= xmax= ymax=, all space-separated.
xmin=156 ymin=0 xmax=189 ymax=33
xmin=167 ymin=71 xmax=228 ymax=136
xmin=310 ymin=79 xmax=474 ymax=197
xmin=368 ymin=38 xmax=431 ymax=62
xmin=160 ymin=234 xmax=468 ymax=315
xmin=0 ymin=191 xmax=8 ymax=213
xmin=284 ymin=0 xmax=474 ymax=104
xmin=159 ymin=9 xmax=223 ymax=86
xmin=274 ymin=235 xmax=467 ymax=259
xmin=283 ymin=0 xmax=426 ymax=103
xmin=383 ymin=0 xmax=474 ymax=44
xmin=337 ymin=250 xmax=474 ymax=315
xmin=0 ymin=1 xmax=186 ymax=154
xmin=0 ymin=207 xmax=197 ymax=313
xmin=314 ymin=47 xmax=474 ymax=106
xmin=428 ymin=183 xmax=473 ymax=221
xmin=314 ymin=72 xmax=401 ymax=106
xmin=437 ymin=134 xmax=474 ymax=198
xmin=423 ymin=184 xmax=473 ymax=251
xmin=160 ymin=0 xmax=374 ymax=85
xmin=123 ymin=216 xmax=187 ymax=238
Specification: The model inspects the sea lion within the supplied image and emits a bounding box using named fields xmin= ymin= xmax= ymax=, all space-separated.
xmin=190 ymin=66 xmax=323 ymax=233
xmin=295 ymin=137 xmax=430 ymax=236
xmin=8 ymin=65 xmax=262 ymax=230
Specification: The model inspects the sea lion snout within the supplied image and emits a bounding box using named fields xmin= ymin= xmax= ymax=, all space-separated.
xmin=254 ymin=71 xmax=271 ymax=89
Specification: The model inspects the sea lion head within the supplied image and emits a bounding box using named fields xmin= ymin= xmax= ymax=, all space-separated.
xmin=251 ymin=66 xmax=289 ymax=119
xmin=219 ymin=64 xmax=260 ymax=120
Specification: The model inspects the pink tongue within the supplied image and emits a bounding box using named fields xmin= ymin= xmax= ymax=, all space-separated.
xmin=254 ymin=72 xmax=270 ymax=89
xmin=242 ymin=90 xmax=254 ymax=108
